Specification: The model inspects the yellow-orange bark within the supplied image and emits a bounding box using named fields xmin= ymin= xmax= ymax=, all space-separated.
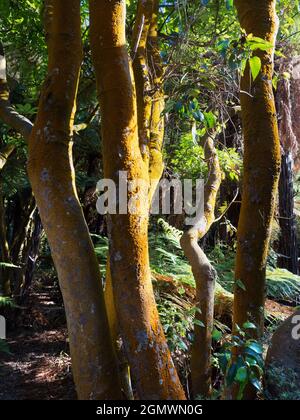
xmin=89 ymin=0 xmax=185 ymax=400
xmin=132 ymin=0 xmax=154 ymax=162
xmin=233 ymin=0 xmax=281 ymax=336
xmin=27 ymin=0 xmax=122 ymax=400
xmin=147 ymin=0 xmax=165 ymax=202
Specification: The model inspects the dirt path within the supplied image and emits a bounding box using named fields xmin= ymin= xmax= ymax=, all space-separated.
xmin=0 ymin=278 xmax=76 ymax=400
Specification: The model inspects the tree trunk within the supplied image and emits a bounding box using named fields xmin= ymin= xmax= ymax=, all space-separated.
xmin=278 ymin=152 xmax=298 ymax=274
xmin=147 ymin=0 xmax=165 ymax=201
xmin=275 ymin=59 xmax=298 ymax=274
xmin=0 ymin=145 xmax=15 ymax=296
xmin=233 ymin=0 xmax=281 ymax=335
xmin=89 ymin=0 xmax=185 ymax=400
xmin=132 ymin=0 xmax=154 ymax=163
xmin=0 ymin=187 xmax=11 ymax=296
xmin=18 ymin=209 xmax=43 ymax=303
xmin=180 ymin=132 xmax=222 ymax=398
xmin=27 ymin=0 xmax=122 ymax=400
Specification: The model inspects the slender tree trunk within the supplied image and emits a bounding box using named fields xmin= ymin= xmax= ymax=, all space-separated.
xmin=233 ymin=0 xmax=281 ymax=336
xmin=132 ymin=0 xmax=154 ymax=163
xmin=278 ymin=153 xmax=298 ymax=274
xmin=89 ymin=0 xmax=185 ymax=400
xmin=132 ymin=0 xmax=164 ymax=200
xmin=10 ymin=192 xmax=35 ymax=264
xmin=275 ymin=60 xmax=298 ymax=274
xmin=19 ymin=210 xmax=42 ymax=302
xmin=27 ymin=0 xmax=122 ymax=400
xmin=180 ymin=132 xmax=222 ymax=398
xmin=0 ymin=145 xmax=15 ymax=295
xmin=0 ymin=186 xmax=11 ymax=296
xmin=11 ymin=201 xmax=36 ymax=297
xmin=147 ymin=0 xmax=165 ymax=201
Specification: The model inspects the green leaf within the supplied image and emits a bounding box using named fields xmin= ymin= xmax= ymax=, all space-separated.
xmin=246 ymin=35 xmax=274 ymax=51
xmin=226 ymin=362 xmax=237 ymax=386
xmin=177 ymin=340 xmax=188 ymax=351
xmin=217 ymin=351 xmax=231 ymax=373
xmin=226 ymin=0 xmax=233 ymax=10
xmin=272 ymin=75 xmax=279 ymax=90
xmin=193 ymin=110 xmax=204 ymax=122
xmin=245 ymin=341 xmax=263 ymax=354
xmin=249 ymin=375 xmax=262 ymax=391
xmin=212 ymin=329 xmax=222 ymax=341
xmin=249 ymin=56 xmax=261 ymax=81
xmin=204 ymin=111 xmax=216 ymax=128
xmin=242 ymin=322 xmax=257 ymax=330
xmin=236 ymin=279 xmax=246 ymax=291
xmin=235 ymin=366 xmax=248 ymax=383
xmin=240 ymin=58 xmax=247 ymax=76
xmin=194 ymin=319 xmax=205 ymax=328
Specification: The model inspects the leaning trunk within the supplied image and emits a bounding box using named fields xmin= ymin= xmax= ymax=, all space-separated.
xmin=27 ymin=0 xmax=122 ymax=400
xmin=89 ymin=0 xmax=185 ymax=400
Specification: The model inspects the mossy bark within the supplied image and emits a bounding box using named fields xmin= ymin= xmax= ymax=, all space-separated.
xmin=27 ymin=0 xmax=122 ymax=400
xmin=89 ymin=0 xmax=185 ymax=400
xmin=147 ymin=0 xmax=165 ymax=201
xmin=233 ymin=0 xmax=281 ymax=336
xmin=132 ymin=0 xmax=154 ymax=163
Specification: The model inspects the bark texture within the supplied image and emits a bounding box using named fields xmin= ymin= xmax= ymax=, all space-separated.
xmin=233 ymin=0 xmax=281 ymax=335
xmin=278 ymin=153 xmax=298 ymax=274
xmin=276 ymin=60 xmax=298 ymax=274
xmin=27 ymin=0 xmax=122 ymax=400
xmin=132 ymin=0 xmax=164 ymax=201
xmin=132 ymin=0 xmax=154 ymax=162
xmin=89 ymin=0 xmax=185 ymax=400
xmin=180 ymin=132 xmax=222 ymax=398
xmin=147 ymin=0 xmax=165 ymax=202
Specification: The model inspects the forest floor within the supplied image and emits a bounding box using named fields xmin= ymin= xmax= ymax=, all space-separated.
xmin=0 ymin=271 xmax=295 ymax=400
xmin=0 ymin=276 xmax=76 ymax=400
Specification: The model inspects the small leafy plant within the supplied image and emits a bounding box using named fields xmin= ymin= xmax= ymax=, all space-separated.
xmin=217 ymin=323 xmax=264 ymax=399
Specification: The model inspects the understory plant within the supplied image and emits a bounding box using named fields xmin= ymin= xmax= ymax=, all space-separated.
xmin=216 ymin=323 xmax=264 ymax=399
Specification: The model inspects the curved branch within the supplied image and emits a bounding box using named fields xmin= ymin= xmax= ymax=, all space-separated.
xmin=180 ymin=130 xmax=222 ymax=398
xmin=0 ymin=144 xmax=15 ymax=171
